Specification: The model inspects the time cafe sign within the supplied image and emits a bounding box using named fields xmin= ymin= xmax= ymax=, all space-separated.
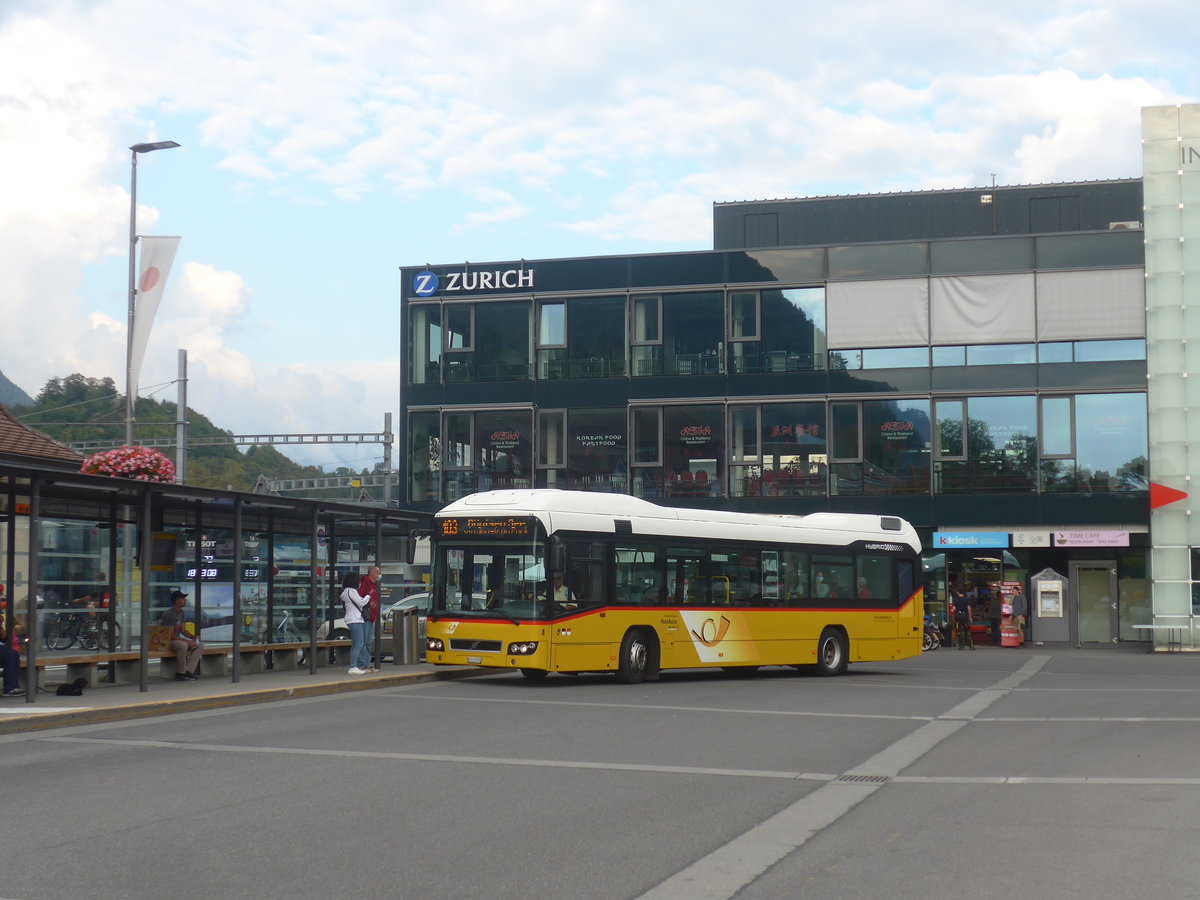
xmin=413 ymin=267 xmax=534 ymax=296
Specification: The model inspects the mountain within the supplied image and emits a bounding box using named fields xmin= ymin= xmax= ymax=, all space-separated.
xmin=10 ymin=373 xmax=327 ymax=491
xmin=0 ymin=369 xmax=33 ymax=407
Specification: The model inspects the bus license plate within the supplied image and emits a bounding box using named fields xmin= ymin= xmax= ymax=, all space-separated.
xmin=467 ymin=656 xmax=482 ymax=664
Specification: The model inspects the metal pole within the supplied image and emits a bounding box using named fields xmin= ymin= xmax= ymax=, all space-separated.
xmin=176 ymin=349 xmax=188 ymax=483
xmin=125 ymin=149 xmax=138 ymax=448
xmin=138 ymin=487 xmax=152 ymax=692
xmin=25 ymin=477 xmax=41 ymax=704
xmin=232 ymin=496 xmax=242 ymax=683
xmin=308 ymin=505 xmax=319 ymax=673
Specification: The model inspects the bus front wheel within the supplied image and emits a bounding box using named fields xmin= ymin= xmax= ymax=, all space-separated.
xmin=815 ymin=628 xmax=847 ymax=676
xmin=616 ymin=629 xmax=650 ymax=684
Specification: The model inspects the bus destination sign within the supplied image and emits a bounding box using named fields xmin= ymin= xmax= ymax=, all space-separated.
xmin=439 ymin=517 xmax=533 ymax=538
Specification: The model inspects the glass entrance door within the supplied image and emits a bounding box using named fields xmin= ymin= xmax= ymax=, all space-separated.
xmin=1072 ymin=562 xmax=1118 ymax=644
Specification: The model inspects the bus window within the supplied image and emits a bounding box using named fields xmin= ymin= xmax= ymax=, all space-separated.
xmin=812 ymin=554 xmax=853 ymax=600
xmin=856 ymin=555 xmax=893 ymax=600
xmin=615 ymin=543 xmax=663 ymax=605
xmin=668 ymin=548 xmax=708 ymax=605
xmin=711 ymin=548 xmax=761 ymax=605
xmin=780 ymin=550 xmax=809 ymax=606
xmin=897 ymin=559 xmax=915 ymax=600
xmin=566 ymin=540 xmax=605 ymax=606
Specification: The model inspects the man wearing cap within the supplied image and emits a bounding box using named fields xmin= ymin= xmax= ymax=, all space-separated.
xmin=161 ymin=590 xmax=202 ymax=681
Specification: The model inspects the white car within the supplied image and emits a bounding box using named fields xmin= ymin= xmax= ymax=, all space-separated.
xmin=381 ymin=592 xmax=431 ymax=637
xmin=316 ymin=592 xmax=431 ymax=642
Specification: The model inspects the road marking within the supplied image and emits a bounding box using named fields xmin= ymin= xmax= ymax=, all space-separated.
xmin=42 ymin=736 xmax=842 ymax=781
xmin=390 ymin=693 xmax=937 ymax=721
xmin=38 ymin=734 xmax=1200 ymax=789
xmin=636 ymin=656 xmax=1048 ymax=900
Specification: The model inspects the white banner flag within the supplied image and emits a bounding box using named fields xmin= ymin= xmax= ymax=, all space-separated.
xmin=130 ymin=235 xmax=181 ymax=395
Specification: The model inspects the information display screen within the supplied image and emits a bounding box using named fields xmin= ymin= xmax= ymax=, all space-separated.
xmin=439 ymin=517 xmax=535 ymax=538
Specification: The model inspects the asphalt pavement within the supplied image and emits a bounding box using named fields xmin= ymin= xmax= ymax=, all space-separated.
xmin=0 ymin=661 xmax=482 ymax=734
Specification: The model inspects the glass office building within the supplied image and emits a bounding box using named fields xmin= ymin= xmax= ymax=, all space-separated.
xmin=399 ymin=103 xmax=1200 ymax=649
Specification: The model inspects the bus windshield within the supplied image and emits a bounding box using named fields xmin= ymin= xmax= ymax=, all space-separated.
xmin=435 ymin=538 xmax=551 ymax=620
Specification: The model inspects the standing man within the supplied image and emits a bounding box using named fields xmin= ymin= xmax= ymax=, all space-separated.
xmin=161 ymin=590 xmax=202 ymax=681
xmin=988 ymin=583 xmax=1004 ymax=645
xmin=1010 ymin=584 xmax=1029 ymax=643
xmin=358 ymin=566 xmax=381 ymax=673
xmin=951 ymin=586 xmax=974 ymax=650
xmin=74 ymin=572 xmax=109 ymax=607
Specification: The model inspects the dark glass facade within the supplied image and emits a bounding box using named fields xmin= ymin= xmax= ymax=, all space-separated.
xmin=401 ymin=182 xmax=1152 ymax=645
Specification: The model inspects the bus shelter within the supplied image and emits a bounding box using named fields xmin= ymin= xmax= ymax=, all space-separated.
xmin=0 ymin=460 xmax=429 ymax=702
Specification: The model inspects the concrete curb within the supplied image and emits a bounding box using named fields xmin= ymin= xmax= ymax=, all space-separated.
xmin=0 ymin=667 xmax=486 ymax=736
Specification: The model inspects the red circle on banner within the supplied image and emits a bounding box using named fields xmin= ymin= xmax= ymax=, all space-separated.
xmin=139 ymin=266 xmax=160 ymax=292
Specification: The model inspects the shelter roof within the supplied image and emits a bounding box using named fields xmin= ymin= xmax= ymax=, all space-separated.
xmin=0 ymin=405 xmax=83 ymax=468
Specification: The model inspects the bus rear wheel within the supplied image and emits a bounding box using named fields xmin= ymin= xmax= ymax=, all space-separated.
xmin=616 ymin=629 xmax=649 ymax=684
xmin=815 ymin=628 xmax=847 ymax=676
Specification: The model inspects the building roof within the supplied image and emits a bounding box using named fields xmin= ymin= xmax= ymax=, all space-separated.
xmin=0 ymin=405 xmax=84 ymax=467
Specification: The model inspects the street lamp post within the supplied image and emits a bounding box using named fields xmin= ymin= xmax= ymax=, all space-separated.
xmin=125 ymin=140 xmax=180 ymax=447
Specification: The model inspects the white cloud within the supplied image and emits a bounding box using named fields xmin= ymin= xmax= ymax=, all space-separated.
xmin=0 ymin=0 xmax=1195 ymax=471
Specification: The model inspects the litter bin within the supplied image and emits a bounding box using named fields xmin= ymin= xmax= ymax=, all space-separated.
xmin=392 ymin=608 xmax=419 ymax=665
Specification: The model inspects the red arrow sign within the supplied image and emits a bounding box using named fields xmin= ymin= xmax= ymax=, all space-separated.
xmin=1150 ymin=482 xmax=1189 ymax=509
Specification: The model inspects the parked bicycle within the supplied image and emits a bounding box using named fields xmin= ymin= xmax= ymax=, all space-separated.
xmin=272 ymin=608 xmax=304 ymax=643
xmin=43 ymin=605 xmax=121 ymax=651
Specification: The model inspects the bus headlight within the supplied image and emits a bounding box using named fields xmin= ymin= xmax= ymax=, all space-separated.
xmin=426 ymin=638 xmax=444 ymax=652
xmin=507 ymin=641 xmax=539 ymax=655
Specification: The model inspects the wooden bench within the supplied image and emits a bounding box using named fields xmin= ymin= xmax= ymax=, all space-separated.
xmin=21 ymin=640 xmax=353 ymax=690
xmin=235 ymin=641 xmax=352 ymax=673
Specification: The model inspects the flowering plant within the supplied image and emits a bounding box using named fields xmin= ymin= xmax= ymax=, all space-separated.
xmin=80 ymin=446 xmax=176 ymax=483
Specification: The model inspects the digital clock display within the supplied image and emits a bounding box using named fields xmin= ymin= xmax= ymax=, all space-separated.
xmin=439 ymin=517 xmax=534 ymax=538
xmin=186 ymin=568 xmax=220 ymax=579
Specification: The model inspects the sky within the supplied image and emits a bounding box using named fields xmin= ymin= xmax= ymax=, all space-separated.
xmin=0 ymin=0 xmax=1196 ymax=471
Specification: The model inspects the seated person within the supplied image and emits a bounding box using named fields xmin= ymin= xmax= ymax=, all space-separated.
xmin=1 ymin=614 xmax=24 ymax=697
xmin=547 ymin=570 xmax=576 ymax=609
xmin=162 ymin=590 xmax=203 ymax=681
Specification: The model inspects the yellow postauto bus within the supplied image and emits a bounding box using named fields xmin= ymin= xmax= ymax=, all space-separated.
xmin=424 ymin=489 xmax=923 ymax=683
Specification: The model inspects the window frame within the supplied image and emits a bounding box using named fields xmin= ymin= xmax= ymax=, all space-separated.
xmin=444 ymin=303 xmax=474 ymax=353
xmin=729 ymin=291 xmax=761 ymax=342
xmin=537 ymin=301 xmax=567 ymax=349
xmin=631 ymin=295 xmax=662 ymax=346
xmin=934 ymin=399 xmax=967 ymax=461
xmin=1039 ymin=396 xmax=1076 ymax=459
xmin=829 ymin=402 xmax=863 ymax=464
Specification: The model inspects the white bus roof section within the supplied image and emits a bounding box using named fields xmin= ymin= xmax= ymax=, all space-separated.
xmin=437 ymin=489 xmax=920 ymax=553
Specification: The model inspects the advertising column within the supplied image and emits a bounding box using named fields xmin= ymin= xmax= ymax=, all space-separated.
xmin=1143 ymin=103 xmax=1200 ymax=648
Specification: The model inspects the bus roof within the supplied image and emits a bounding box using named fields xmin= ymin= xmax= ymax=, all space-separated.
xmin=436 ymin=489 xmax=921 ymax=553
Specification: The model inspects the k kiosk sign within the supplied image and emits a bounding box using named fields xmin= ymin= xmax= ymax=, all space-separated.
xmin=932 ymin=531 xmax=1009 ymax=549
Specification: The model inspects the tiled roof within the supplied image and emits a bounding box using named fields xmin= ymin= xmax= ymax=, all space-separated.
xmin=0 ymin=405 xmax=84 ymax=465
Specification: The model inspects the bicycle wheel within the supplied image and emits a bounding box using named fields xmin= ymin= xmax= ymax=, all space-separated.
xmin=45 ymin=615 xmax=74 ymax=650
xmin=79 ymin=617 xmax=100 ymax=650
xmin=98 ymin=619 xmax=121 ymax=649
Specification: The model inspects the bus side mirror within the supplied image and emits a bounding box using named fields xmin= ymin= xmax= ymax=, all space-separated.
xmin=548 ymin=537 xmax=565 ymax=574
xmin=407 ymin=530 xmax=430 ymax=565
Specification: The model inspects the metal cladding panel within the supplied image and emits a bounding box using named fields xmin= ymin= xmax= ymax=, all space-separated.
xmin=714 ymin=181 xmax=1145 ymax=249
